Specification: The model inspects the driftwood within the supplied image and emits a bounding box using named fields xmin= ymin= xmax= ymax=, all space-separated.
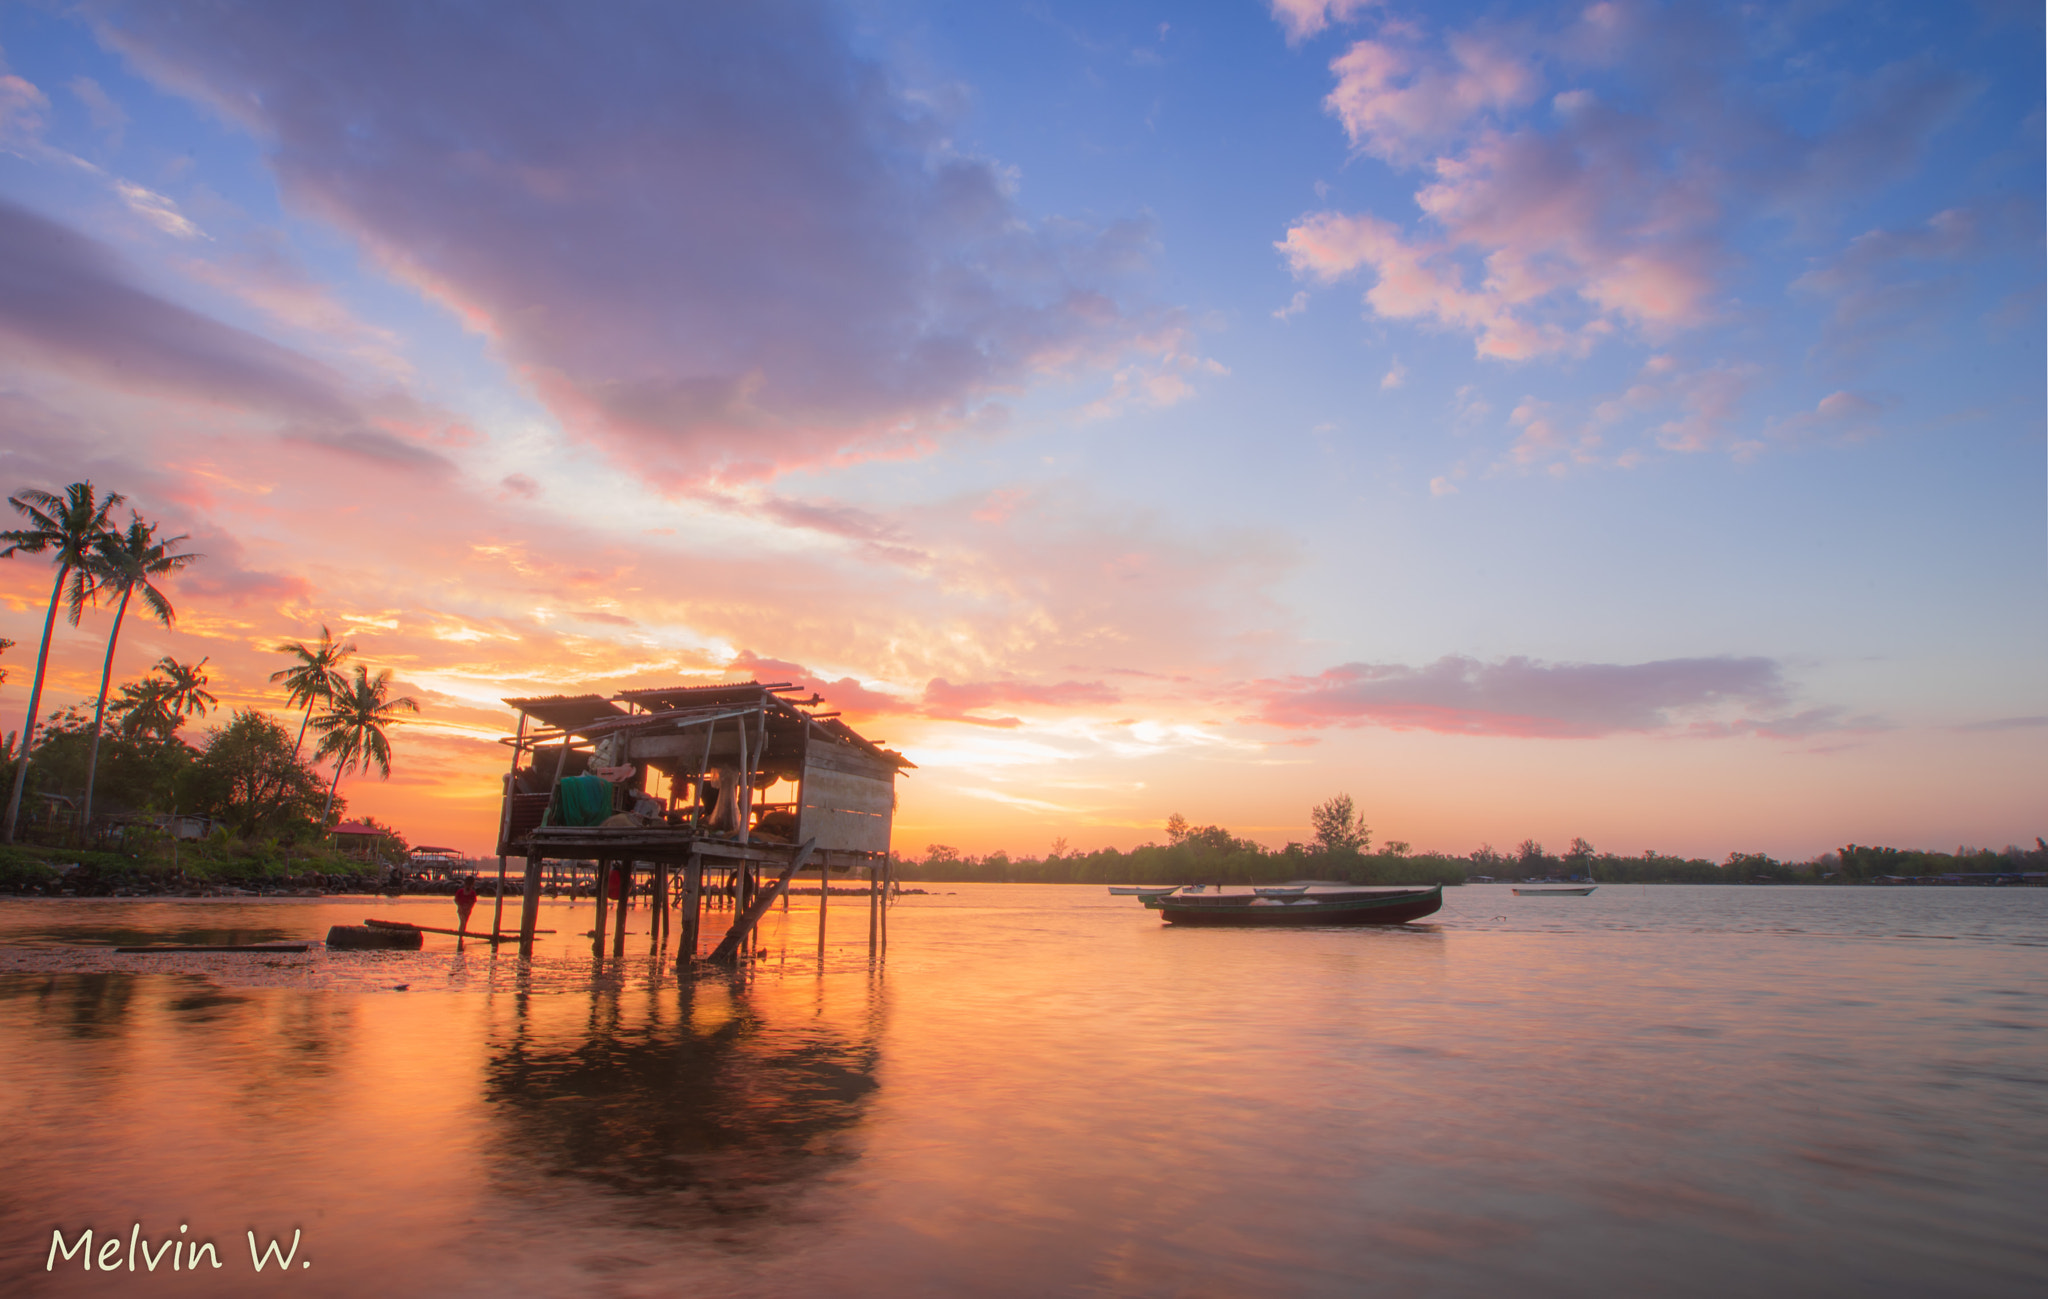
xmin=115 ymin=943 xmax=310 ymax=954
xmin=363 ymin=918 xmax=552 ymax=942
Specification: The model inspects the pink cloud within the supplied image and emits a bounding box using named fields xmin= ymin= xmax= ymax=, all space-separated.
xmin=727 ymin=651 xmax=1121 ymax=730
xmin=1325 ymin=34 xmax=1539 ymax=164
xmin=922 ymin=676 xmax=1121 ymax=725
xmin=1269 ymin=1 xmax=1378 ymax=45
xmin=1276 ymin=6 xmax=1987 ymax=372
xmin=92 ymin=1 xmax=1195 ymax=486
xmin=1765 ymin=389 xmax=1884 ymax=445
xmin=1248 ymin=654 xmax=1795 ymax=737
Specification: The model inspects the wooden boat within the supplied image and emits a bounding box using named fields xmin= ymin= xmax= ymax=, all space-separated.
xmin=1252 ymin=885 xmax=1310 ymax=897
xmin=1107 ymin=885 xmax=1180 ymax=897
xmin=1511 ymin=885 xmax=1596 ymax=896
xmin=1140 ymin=885 xmax=1442 ymax=926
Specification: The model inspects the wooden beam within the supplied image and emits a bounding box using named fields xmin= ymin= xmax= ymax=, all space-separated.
xmin=708 ymin=839 xmax=815 ymax=964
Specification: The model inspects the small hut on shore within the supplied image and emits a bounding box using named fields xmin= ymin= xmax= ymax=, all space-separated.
xmin=493 ymin=680 xmax=913 ymax=961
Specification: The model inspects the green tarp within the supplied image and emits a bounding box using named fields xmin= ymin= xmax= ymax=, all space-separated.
xmin=546 ymin=774 xmax=616 ymax=827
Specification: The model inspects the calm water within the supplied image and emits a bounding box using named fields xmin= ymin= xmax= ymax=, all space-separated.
xmin=2 ymin=884 xmax=2043 ymax=1296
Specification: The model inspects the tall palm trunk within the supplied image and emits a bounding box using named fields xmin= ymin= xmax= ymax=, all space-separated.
xmin=2 ymin=566 xmax=70 ymax=843
xmin=320 ymin=754 xmax=348 ymax=830
xmin=79 ymin=583 xmax=136 ymax=829
xmin=292 ymin=704 xmax=314 ymax=763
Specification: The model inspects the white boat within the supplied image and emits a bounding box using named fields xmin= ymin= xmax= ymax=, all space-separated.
xmin=1108 ymin=885 xmax=1180 ymax=897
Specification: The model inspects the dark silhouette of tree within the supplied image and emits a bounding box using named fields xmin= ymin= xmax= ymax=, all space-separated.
xmin=312 ymin=665 xmax=420 ymax=827
xmin=269 ymin=626 xmax=355 ymax=761
xmin=184 ymin=709 xmax=328 ymax=837
xmin=1310 ymin=793 xmax=1371 ymax=854
xmin=110 ymin=677 xmax=180 ymax=741
xmin=152 ymin=656 xmax=217 ymax=726
xmin=0 ymin=482 xmax=123 ymax=841
xmin=79 ymin=516 xmax=200 ymax=825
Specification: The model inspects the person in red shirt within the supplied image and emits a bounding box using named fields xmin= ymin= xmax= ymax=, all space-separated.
xmin=454 ymin=876 xmax=480 ymax=934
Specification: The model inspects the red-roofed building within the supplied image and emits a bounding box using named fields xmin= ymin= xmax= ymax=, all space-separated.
xmin=331 ymin=821 xmax=387 ymax=856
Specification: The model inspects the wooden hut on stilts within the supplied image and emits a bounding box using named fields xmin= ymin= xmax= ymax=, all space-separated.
xmin=494 ymin=682 xmax=910 ymax=965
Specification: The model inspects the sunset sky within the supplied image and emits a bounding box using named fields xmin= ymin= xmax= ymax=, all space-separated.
xmin=0 ymin=0 xmax=2041 ymax=861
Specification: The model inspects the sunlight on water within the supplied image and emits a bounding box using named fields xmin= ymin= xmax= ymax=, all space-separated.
xmin=2 ymin=886 xmax=2043 ymax=1296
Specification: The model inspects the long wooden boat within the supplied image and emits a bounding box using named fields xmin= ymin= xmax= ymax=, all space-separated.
xmin=1140 ymin=885 xmax=1442 ymax=926
xmin=1511 ymin=886 xmax=1596 ymax=896
xmin=1107 ymin=885 xmax=1181 ymax=897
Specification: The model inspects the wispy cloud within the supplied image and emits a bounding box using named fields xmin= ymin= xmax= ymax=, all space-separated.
xmin=1244 ymin=654 xmax=1855 ymax=739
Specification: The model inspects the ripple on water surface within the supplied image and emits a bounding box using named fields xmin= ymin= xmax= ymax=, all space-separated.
xmin=1 ymin=886 xmax=2044 ymax=1297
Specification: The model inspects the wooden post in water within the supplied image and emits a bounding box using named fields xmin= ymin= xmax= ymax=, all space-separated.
xmin=817 ymin=856 xmax=829 ymax=961
xmin=493 ymin=711 xmax=527 ymax=939
xmin=867 ymin=860 xmax=879 ymax=959
xmin=651 ymin=858 xmax=668 ymax=951
xmin=592 ymin=859 xmax=610 ymax=959
xmin=611 ymin=861 xmax=630 ymax=959
xmin=679 ymin=852 xmax=702 ymax=961
xmin=518 ymin=849 xmax=542 ymax=958
xmin=880 ymin=852 xmax=891 ymax=960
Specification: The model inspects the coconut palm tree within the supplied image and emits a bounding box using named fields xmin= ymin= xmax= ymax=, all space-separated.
xmin=0 ymin=482 xmax=124 ymax=842
xmin=152 ymin=656 xmax=217 ymax=726
xmin=311 ymin=665 xmax=420 ymax=828
xmin=78 ymin=517 xmax=200 ymax=826
xmin=270 ymin=626 xmax=355 ymax=761
xmin=110 ymin=677 xmax=180 ymax=742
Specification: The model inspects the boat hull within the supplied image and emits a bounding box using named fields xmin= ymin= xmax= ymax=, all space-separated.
xmin=1144 ymin=886 xmax=1442 ymax=926
xmin=1512 ymin=886 xmax=1596 ymax=896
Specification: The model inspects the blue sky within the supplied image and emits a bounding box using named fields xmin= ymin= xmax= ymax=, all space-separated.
xmin=0 ymin=0 xmax=2041 ymax=856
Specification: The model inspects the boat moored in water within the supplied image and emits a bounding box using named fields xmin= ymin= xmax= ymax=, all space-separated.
xmin=1511 ymin=885 xmax=1596 ymax=896
xmin=1138 ymin=885 xmax=1442 ymax=926
xmin=1107 ymin=885 xmax=1182 ymax=897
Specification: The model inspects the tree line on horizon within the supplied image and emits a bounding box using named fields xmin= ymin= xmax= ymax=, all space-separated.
xmin=898 ymin=794 xmax=2048 ymax=886
xmin=0 ymin=480 xmax=420 ymax=848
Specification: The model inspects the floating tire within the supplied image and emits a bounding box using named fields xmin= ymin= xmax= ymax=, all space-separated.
xmin=325 ymin=924 xmax=422 ymax=950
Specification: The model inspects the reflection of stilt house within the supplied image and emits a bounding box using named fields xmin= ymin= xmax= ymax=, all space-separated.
xmin=495 ymin=680 xmax=913 ymax=960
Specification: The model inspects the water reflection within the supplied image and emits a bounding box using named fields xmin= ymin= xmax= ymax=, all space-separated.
xmin=481 ymin=969 xmax=883 ymax=1230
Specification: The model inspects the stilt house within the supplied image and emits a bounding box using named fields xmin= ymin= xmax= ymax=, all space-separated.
xmin=494 ymin=680 xmax=913 ymax=957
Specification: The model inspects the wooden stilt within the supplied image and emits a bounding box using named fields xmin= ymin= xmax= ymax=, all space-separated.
xmin=492 ymin=853 xmax=508 ymax=941
xmin=651 ymin=858 xmax=668 ymax=951
xmin=592 ymin=859 xmax=610 ymax=959
xmin=709 ymin=841 xmax=815 ymax=964
xmin=679 ymin=852 xmax=702 ymax=962
xmin=880 ymin=852 xmax=890 ymax=960
xmin=817 ymin=857 xmax=829 ymax=961
xmin=493 ymin=712 xmax=526 ymax=940
xmin=611 ymin=861 xmax=630 ymax=958
xmin=867 ymin=860 xmax=879 ymax=958
xmin=518 ymin=849 xmax=542 ymax=958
